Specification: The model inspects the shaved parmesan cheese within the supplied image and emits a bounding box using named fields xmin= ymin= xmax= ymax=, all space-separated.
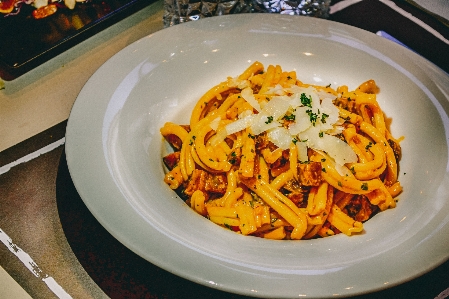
xmin=324 ymin=135 xmax=358 ymax=165
xmin=289 ymin=106 xmax=312 ymax=135
xmin=225 ymin=115 xmax=253 ymax=135
xmin=209 ymin=129 xmax=228 ymax=147
xmin=262 ymin=96 xmax=291 ymax=120
xmin=310 ymin=93 xmax=321 ymax=108
xmin=317 ymin=90 xmax=337 ymax=101
xmin=296 ymin=141 xmax=308 ymax=163
xmin=227 ymin=77 xmax=250 ymax=89
xmin=241 ymin=87 xmax=261 ymax=112
xmin=301 ymin=126 xmax=357 ymax=165
xmin=284 ymin=85 xmax=309 ymax=95
xmin=209 ymin=117 xmax=221 ymax=131
xmin=320 ymin=98 xmax=340 ymax=127
xmin=289 ymin=92 xmax=303 ymax=108
xmin=266 ymin=84 xmax=286 ymax=95
xmin=250 ymin=113 xmax=281 ymax=135
xmin=317 ymin=151 xmax=354 ymax=176
xmin=221 ymin=83 xmax=357 ymax=166
xmin=326 ymin=126 xmax=344 ymax=136
xmin=267 ymin=127 xmax=292 ymax=150
xmin=239 ymin=110 xmax=253 ymax=119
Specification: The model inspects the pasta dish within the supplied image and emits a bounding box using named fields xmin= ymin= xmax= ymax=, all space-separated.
xmin=160 ymin=61 xmax=403 ymax=240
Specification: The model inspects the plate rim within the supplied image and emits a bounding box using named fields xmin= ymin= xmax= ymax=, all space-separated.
xmin=65 ymin=13 xmax=449 ymax=298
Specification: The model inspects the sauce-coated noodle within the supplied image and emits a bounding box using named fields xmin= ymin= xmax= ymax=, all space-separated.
xmin=160 ymin=62 xmax=402 ymax=240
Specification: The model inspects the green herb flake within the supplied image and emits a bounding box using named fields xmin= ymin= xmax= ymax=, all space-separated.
xmin=306 ymin=109 xmax=318 ymax=126
xmin=350 ymin=166 xmax=356 ymax=174
xmin=321 ymin=113 xmax=329 ymax=124
xmin=283 ymin=114 xmax=296 ymax=121
xmin=365 ymin=142 xmax=373 ymax=151
xmin=300 ymin=93 xmax=312 ymax=108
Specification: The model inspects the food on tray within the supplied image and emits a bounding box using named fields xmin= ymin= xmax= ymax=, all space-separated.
xmin=160 ymin=61 xmax=403 ymax=240
xmin=2 ymin=0 xmax=85 ymax=19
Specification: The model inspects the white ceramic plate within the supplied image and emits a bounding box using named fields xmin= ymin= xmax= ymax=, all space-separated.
xmin=65 ymin=14 xmax=449 ymax=298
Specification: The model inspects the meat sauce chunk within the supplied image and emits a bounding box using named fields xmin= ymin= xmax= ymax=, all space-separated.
xmin=184 ymin=169 xmax=227 ymax=197
xmin=344 ymin=195 xmax=379 ymax=222
xmin=163 ymin=152 xmax=180 ymax=170
xmin=298 ymin=162 xmax=322 ymax=186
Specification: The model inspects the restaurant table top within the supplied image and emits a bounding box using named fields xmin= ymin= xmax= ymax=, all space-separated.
xmin=1 ymin=0 xmax=448 ymax=298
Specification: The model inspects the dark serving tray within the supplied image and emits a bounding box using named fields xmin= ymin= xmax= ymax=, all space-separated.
xmin=0 ymin=0 xmax=156 ymax=81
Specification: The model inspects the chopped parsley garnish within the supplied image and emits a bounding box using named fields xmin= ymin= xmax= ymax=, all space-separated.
xmin=306 ymin=109 xmax=318 ymax=126
xmin=300 ymin=93 xmax=312 ymax=108
xmin=361 ymin=183 xmax=369 ymax=190
xmin=319 ymin=132 xmax=324 ymax=138
xmin=321 ymin=113 xmax=329 ymax=123
xmin=283 ymin=114 xmax=296 ymax=121
xmin=265 ymin=116 xmax=274 ymax=124
xmin=365 ymin=142 xmax=373 ymax=151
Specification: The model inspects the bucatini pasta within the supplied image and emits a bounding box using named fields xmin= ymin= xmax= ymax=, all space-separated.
xmin=160 ymin=61 xmax=403 ymax=240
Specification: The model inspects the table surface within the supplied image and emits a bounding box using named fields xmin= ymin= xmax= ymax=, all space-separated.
xmin=1 ymin=0 xmax=449 ymax=298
